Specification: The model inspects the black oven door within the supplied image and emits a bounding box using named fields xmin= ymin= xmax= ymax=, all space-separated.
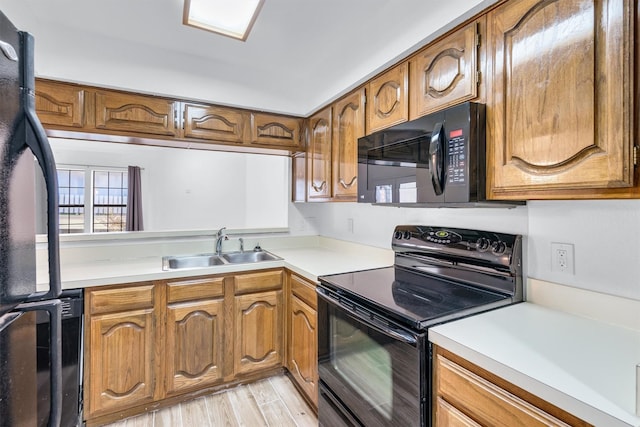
xmin=317 ymin=287 xmax=427 ymax=427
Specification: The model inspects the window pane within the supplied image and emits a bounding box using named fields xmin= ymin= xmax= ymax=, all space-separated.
xmin=108 ymin=172 xmax=123 ymax=188
xmin=70 ymin=170 xmax=85 ymax=187
xmin=57 ymin=170 xmax=70 ymax=187
xmin=94 ymin=171 xmax=109 ymax=187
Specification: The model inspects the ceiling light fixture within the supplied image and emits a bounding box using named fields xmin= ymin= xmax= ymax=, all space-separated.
xmin=183 ymin=0 xmax=264 ymax=41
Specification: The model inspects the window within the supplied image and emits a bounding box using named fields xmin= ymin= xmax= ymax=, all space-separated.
xmin=57 ymin=167 xmax=128 ymax=234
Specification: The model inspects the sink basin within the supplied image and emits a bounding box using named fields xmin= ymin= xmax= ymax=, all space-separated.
xmin=162 ymin=254 xmax=226 ymax=270
xmin=222 ymin=251 xmax=281 ymax=264
xmin=162 ymin=250 xmax=281 ymax=270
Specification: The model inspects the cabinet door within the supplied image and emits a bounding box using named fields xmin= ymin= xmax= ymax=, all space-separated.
xmin=87 ymin=309 xmax=156 ymax=417
xmin=234 ymin=290 xmax=282 ymax=376
xmin=94 ymin=91 xmax=179 ymax=137
xmin=250 ymin=113 xmax=302 ymax=148
xmin=289 ymin=294 xmax=318 ymax=407
xmin=307 ymin=107 xmax=333 ymax=201
xmin=183 ymin=103 xmax=247 ymax=143
xmin=367 ymin=62 xmax=409 ymax=134
xmin=486 ymin=0 xmax=633 ymax=198
xmin=292 ymin=151 xmax=307 ymax=202
xmin=35 ymin=80 xmax=86 ymax=129
xmin=332 ymin=88 xmax=365 ymax=200
xmin=165 ymin=299 xmax=224 ymax=395
xmin=410 ymin=21 xmax=480 ymax=119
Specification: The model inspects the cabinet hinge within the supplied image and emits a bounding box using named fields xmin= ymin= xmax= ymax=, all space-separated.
xmin=173 ymin=109 xmax=178 ymax=130
xmin=476 ymin=71 xmax=482 ymax=85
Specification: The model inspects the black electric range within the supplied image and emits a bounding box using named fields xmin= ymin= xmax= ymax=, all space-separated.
xmin=316 ymin=225 xmax=523 ymax=427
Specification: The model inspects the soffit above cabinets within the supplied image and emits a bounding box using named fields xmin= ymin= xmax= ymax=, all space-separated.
xmin=0 ymin=0 xmax=498 ymax=116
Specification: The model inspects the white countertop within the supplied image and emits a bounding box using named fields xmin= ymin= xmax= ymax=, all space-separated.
xmin=39 ymin=236 xmax=394 ymax=289
xmin=429 ymin=302 xmax=640 ymax=427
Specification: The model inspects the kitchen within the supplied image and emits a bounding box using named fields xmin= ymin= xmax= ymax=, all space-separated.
xmin=0 ymin=0 xmax=638 ymax=426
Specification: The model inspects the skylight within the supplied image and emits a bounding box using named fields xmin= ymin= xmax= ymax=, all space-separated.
xmin=183 ymin=0 xmax=264 ymax=41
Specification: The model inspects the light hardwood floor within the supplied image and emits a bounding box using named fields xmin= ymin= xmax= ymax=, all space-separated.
xmin=104 ymin=375 xmax=318 ymax=427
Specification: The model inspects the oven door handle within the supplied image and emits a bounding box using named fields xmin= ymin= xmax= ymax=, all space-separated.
xmin=317 ymin=287 xmax=418 ymax=346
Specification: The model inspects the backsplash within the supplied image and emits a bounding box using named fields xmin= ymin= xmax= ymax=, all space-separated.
xmin=293 ymin=199 xmax=640 ymax=302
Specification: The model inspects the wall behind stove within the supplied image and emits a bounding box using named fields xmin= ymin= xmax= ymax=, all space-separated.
xmin=292 ymin=199 xmax=640 ymax=301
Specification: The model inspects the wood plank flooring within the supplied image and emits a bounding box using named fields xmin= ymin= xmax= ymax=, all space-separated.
xmin=104 ymin=375 xmax=318 ymax=427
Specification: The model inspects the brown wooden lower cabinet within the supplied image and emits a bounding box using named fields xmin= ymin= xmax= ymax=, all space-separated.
xmin=83 ymin=269 xmax=285 ymax=425
xmin=433 ymin=346 xmax=592 ymax=427
xmin=287 ymin=273 xmax=318 ymax=408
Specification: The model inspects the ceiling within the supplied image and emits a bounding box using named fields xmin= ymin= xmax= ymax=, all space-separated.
xmin=1 ymin=0 xmax=495 ymax=116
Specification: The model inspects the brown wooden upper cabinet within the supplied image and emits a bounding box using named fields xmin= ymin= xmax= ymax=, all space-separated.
xmin=332 ymin=88 xmax=365 ymax=200
xmin=34 ymin=79 xmax=86 ymax=129
xmin=95 ymin=90 xmax=180 ymax=137
xmin=485 ymin=0 xmax=634 ymax=199
xmin=366 ymin=62 xmax=409 ymax=134
xmin=409 ymin=20 xmax=482 ymax=119
xmin=307 ymin=106 xmax=333 ymax=201
xmin=183 ymin=103 xmax=248 ymax=144
xmin=250 ymin=113 xmax=302 ymax=149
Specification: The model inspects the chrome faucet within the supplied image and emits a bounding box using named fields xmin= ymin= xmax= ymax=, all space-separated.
xmin=215 ymin=227 xmax=228 ymax=255
xmin=239 ymin=238 xmax=244 ymax=253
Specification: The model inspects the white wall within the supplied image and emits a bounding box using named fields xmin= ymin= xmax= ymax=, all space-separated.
xmin=293 ymin=200 xmax=640 ymax=302
xmin=50 ymin=138 xmax=289 ymax=231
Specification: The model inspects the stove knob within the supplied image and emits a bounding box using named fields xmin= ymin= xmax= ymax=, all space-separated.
xmin=403 ymin=230 xmax=412 ymax=240
xmin=475 ymin=237 xmax=490 ymax=251
xmin=491 ymin=241 xmax=506 ymax=254
xmin=394 ymin=230 xmax=403 ymax=240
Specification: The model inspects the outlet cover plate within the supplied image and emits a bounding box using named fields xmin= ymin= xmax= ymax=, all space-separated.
xmin=551 ymin=242 xmax=574 ymax=274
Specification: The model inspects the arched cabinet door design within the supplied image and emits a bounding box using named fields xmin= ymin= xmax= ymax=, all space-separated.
xmin=332 ymin=88 xmax=365 ymax=200
xmin=367 ymin=62 xmax=409 ymax=134
xmin=234 ymin=290 xmax=282 ymax=376
xmin=410 ymin=20 xmax=481 ymax=119
xmin=183 ymin=103 xmax=247 ymax=143
xmin=35 ymin=79 xmax=86 ymax=128
xmin=307 ymin=106 xmax=333 ymax=201
xmin=486 ymin=0 xmax=633 ymax=198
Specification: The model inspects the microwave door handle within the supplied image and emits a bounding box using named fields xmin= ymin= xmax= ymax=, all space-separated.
xmin=317 ymin=288 xmax=417 ymax=346
xmin=19 ymin=300 xmax=63 ymax=427
xmin=429 ymin=122 xmax=445 ymax=196
xmin=16 ymin=32 xmax=61 ymax=302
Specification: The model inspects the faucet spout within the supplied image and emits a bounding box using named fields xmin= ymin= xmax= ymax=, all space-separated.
xmin=215 ymin=227 xmax=228 ymax=255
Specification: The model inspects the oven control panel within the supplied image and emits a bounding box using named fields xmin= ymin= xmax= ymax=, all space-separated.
xmin=391 ymin=225 xmax=522 ymax=268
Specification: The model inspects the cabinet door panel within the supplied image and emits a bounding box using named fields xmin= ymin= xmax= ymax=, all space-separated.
xmin=35 ymin=80 xmax=85 ymax=128
xmin=332 ymin=89 xmax=365 ymax=200
xmin=234 ymin=290 xmax=282 ymax=376
xmin=487 ymin=0 xmax=633 ymax=197
xmin=289 ymin=295 xmax=318 ymax=407
xmin=367 ymin=62 xmax=409 ymax=133
xmin=183 ymin=103 xmax=247 ymax=143
xmin=307 ymin=107 xmax=333 ymax=200
xmin=166 ymin=299 xmax=224 ymax=395
xmin=95 ymin=91 xmax=179 ymax=137
xmin=410 ymin=21 xmax=479 ymax=118
xmin=87 ymin=309 xmax=155 ymax=416
xmin=251 ymin=113 xmax=302 ymax=148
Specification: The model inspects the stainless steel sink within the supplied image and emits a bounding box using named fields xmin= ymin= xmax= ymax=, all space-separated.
xmin=162 ymin=250 xmax=281 ymax=270
xmin=222 ymin=250 xmax=281 ymax=264
xmin=162 ymin=254 xmax=226 ymax=270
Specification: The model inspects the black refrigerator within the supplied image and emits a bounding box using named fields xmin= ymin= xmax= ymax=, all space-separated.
xmin=0 ymin=9 xmax=66 ymax=427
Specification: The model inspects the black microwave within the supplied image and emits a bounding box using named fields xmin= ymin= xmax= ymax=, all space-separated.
xmin=358 ymin=102 xmax=486 ymax=206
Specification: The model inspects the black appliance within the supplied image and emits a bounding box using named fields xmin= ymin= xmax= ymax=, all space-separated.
xmin=0 ymin=9 xmax=79 ymax=427
xmin=317 ymin=225 xmax=523 ymax=427
xmin=358 ymin=102 xmax=487 ymax=206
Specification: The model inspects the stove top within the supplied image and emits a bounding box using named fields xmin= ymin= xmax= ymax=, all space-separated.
xmin=320 ymin=266 xmax=510 ymax=330
xmin=318 ymin=225 xmax=523 ymax=330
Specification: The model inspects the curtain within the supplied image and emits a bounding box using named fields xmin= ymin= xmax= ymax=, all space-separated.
xmin=126 ymin=166 xmax=144 ymax=231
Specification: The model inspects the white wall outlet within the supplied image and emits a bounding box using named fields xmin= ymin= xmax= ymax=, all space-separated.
xmin=551 ymin=242 xmax=575 ymax=274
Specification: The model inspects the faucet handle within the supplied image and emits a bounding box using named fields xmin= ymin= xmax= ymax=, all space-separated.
xmin=253 ymin=243 xmax=262 ymax=252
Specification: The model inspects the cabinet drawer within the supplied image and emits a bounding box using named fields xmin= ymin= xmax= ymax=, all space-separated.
xmin=436 ymin=353 xmax=572 ymax=427
xmin=234 ymin=270 xmax=283 ymax=294
xmin=290 ymin=274 xmax=317 ymax=309
xmin=166 ymin=277 xmax=225 ymax=303
xmin=88 ymin=284 xmax=155 ymax=315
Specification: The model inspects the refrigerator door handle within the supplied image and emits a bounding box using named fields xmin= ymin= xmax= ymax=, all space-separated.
xmin=13 ymin=32 xmax=61 ymax=302
xmin=19 ymin=299 xmax=62 ymax=427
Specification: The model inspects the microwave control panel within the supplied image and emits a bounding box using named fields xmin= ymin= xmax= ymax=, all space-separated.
xmin=447 ymin=128 xmax=466 ymax=185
